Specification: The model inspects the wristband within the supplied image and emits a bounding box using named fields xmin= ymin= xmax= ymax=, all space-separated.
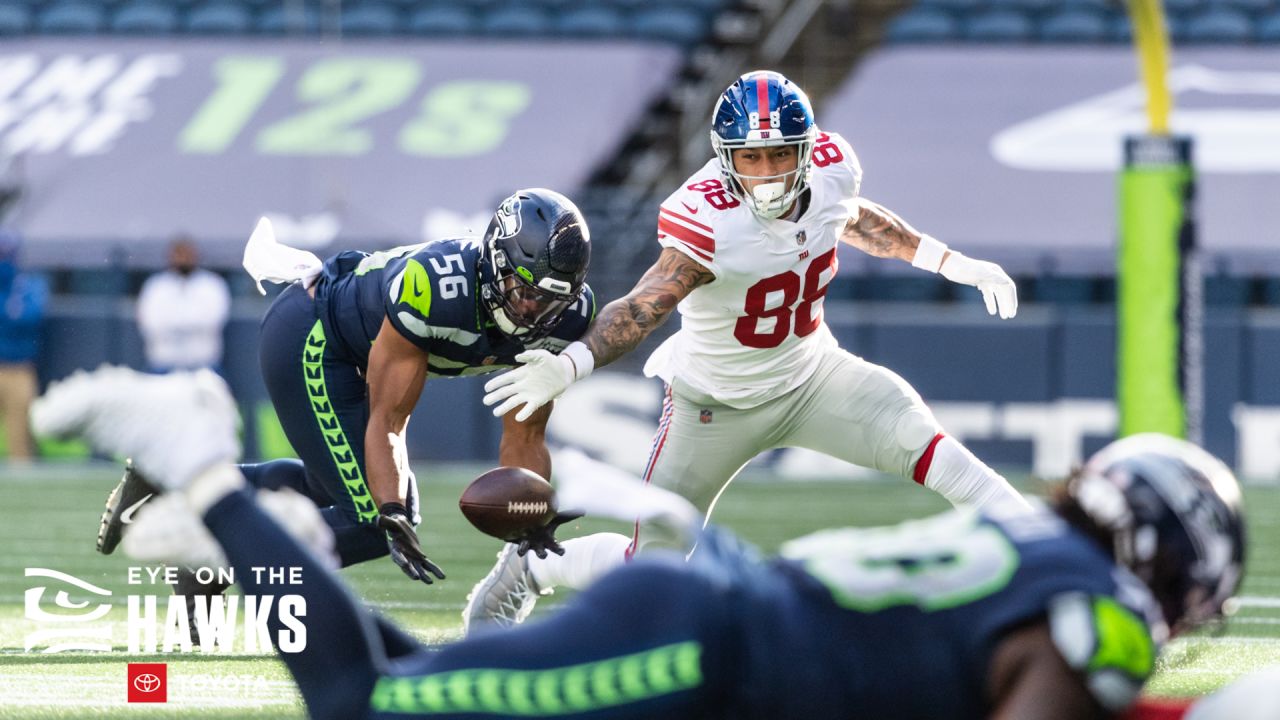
xmin=561 ymin=341 xmax=595 ymax=381
xmin=911 ymin=234 xmax=948 ymax=273
xmin=379 ymin=501 xmax=409 ymax=518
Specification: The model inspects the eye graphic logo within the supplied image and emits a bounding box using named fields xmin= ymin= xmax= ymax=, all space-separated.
xmin=128 ymin=663 xmax=167 ymax=703
xmin=23 ymin=568 xmax=113 ymax=653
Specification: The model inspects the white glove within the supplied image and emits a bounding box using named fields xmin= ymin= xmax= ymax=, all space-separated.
xmin=484 ymin=349 xmax=577 ymax=422
xmin=939 ymin=252 xmax=1018 ymax=319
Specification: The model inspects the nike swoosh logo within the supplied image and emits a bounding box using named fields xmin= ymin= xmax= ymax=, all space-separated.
xmin=120 ymin=494 xmax=154 ymax=525
xmin=681 ymin=202 xmax=699 ymax=214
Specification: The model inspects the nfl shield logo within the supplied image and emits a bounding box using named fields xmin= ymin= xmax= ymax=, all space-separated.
xmin=699 ymin=409 xmax=713 ymax=424
xmin=795 ymin=230 xmax=807 ymax=246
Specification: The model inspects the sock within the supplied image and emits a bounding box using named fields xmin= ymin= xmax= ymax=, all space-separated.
xmin=527 ymin=532 xmax=631 ymax=592
xmin=916 ymin=435 xmax=1032 ymax=513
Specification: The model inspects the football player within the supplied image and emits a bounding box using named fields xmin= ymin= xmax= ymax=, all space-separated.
xmin=95 ymin=188 xmax=594 ymax=603
xmin=33 ymin=366 xmax=1246 ymax=720
xmin=467 ymin=70 xmax=1029 ymax=628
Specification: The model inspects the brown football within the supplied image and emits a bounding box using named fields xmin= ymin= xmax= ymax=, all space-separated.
xmin=459 ymin=467 xmax=557 ymax=541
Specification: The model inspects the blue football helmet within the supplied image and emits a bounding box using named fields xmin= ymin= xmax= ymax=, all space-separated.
xmin=478 ymin=188 xmax=590 ymax=342
xmin=1068 ymin=433 xmax=1246 ymax=633
xmin=710 ymin=70 xmax=818 ymax=219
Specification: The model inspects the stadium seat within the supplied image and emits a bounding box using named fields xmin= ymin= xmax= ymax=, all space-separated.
xmin=185 ymin=2 xmax=253 ymax=34
xmin=481 ymin=3 xmax=552 ymax=37
xmin=256 ymin=4 xmax=320 ymax=34
xmin=1034 ymin=276 xmax=1094 ymax=304
xmin=986 ymin=0 xmax=1057 ymax=14
xmin=1111 ymin=13 xmax=1186 ymax=42
xmin=963 ymin=10 xmax=1035 ymax=42
xmin=631 ymin=5 xmax=709 ymax=45
xmin=1205 ymin=274 xmax=1251 ymax=306
xmin=1213 ymin=0 xmax=1273 ymax=13
xmin=37 ymin=1 xmax=106 ymax=34
xmin=555 ymin=6 xmax=627 ymax=38
xmin=1164 ymin=0 xmax=1207 ymax=13
xmin=407 ymin=4 xmax=478 ymax=34
xmin=340 ymin=2 xmax=400 ymax=36
xmin=1180 ymin=7 xmax=1253 ymax=42
xmin=914 ymin=0 xmax=984 ymax=14
xmin=1261 ymin=278 xmax=1280 ymax=305
xmin=111 ymin=2 xmax=180 ymax=34
xmin=1038 ymin=8 xmax=1109 ymax=41
xmin=1059 ymin=0 xmax=1112 ymax=11
xmin=885 ymin=9 xmax=960 ymax=43
xmin=0 ymin=4 xmax=32 ymax=35
xmin=1259 ymin=10 xmax=1280 ymax=42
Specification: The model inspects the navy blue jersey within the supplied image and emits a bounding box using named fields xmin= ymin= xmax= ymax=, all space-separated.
xmin=721 ymin=507 xmax=1165 ymax=719
xmin=314 ymin=238 xmax=595 ymax=376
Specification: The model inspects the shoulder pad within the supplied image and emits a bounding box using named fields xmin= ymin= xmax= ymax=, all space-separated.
xmin=385 ymin=248 xmax=477 ymax=343
xmin=813 ymin=131 xmax=863 ymax=199
xmin=1047 ymin=592 xmax=1156 ymax=712
xmin=658 ymin=182 xmax=719 ymax=267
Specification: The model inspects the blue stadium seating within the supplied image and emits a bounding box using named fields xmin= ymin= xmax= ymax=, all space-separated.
xmin=885 ymin=9 xmax=960 ymax=43
xmin=632 ymin=5 xmax=709 ymax=45
xmin=963 ymin=10 xmax=1035 ymax=42
xmin=339 ymin=2 xmax=400 ymax=35
xmin=1039 ymin=8 xmax=1109 ymax=42
xmin=185 ymin=2 xmax=253 ymax=34
xmin=1164 ymin=0 xmax=1208 ymax=13
xmin=1035 ymin=276 xmax=1095 ymax=305
xmin=1059 ymin=0 xmax=1113 ymax=11
xmin=1214 ymin=0 xmax=1273 ymax=13
xmin=1180 ymin=7 xmax=1253 ymax=42
xmin=256 ymin=4 xmax=320 ymax=34
xmin=480 ymin=3 xmax=552 ymax=37
xmin=0 ymin=4 xmax=32 ymax=35
xmin=1205 ymin=274 xmax=1252 ymax=306
xmin=37 ymin=2 xmax=106 ymax=34
xmin=556 ymin=6 xmax=628 ymax=38
xmin=1259 ymin=10 xmax=1280 ymax=41
xmin=111 ymin=1 xmax=180 ymax=34
xmin=987 ymin=0 xmax=1058 ymax=14
xmin=914 ymin=0 xmax=984 ymax=13
xmin=407 ymin=3 xmax=478 ymax=35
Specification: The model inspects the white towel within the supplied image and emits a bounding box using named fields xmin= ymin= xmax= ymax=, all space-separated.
xmin=241 ymin=217 xmax=323 ymax=296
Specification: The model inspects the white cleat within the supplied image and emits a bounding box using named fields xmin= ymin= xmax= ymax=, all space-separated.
xmin=30 ymin=366 xmax=241 ymax=490
xmin=462 ymin=544 xmax=550 ymax=635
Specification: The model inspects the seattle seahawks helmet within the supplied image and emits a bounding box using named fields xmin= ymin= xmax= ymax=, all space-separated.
xmin=710 ymin=70 xmax=818 ymax=220
xmin=1064 ymin=433 xmax=1246 ymax=633
xmin=479 ymin=188 xmax=590 ymax=342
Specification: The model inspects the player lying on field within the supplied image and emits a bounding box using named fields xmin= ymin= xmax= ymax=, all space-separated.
xmin=32 ymin=366 xmax=1245 ymax=720
xmin=467 ymin=69 xmax=1030 ymax=630
xmin=94 ymin=188 xmax=592 ymax=611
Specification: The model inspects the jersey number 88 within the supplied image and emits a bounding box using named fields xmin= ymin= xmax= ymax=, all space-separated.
xmin=734 ymin=248 xmax=837 ymax=349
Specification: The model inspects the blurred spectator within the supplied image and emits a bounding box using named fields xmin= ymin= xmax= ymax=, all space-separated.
xmin=0 ymin=230 xmax=47 ymax=462
xmin=137 ymin=236 xmax=230 ymax=373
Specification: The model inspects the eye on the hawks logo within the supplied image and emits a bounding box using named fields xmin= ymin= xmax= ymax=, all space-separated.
xmin=128 ymin=663 xmax=167 ymax=703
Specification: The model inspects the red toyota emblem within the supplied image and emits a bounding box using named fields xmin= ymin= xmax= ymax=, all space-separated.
xmin=127 ymin=663 xmax=167 ymax=703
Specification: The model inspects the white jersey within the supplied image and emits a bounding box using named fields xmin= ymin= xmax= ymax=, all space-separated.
xmin=644 ymin=131 xmax=863 ymax=409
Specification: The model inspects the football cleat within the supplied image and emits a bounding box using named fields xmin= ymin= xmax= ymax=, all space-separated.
xmin=30 ymin=365 xmax=241 ymax=490
xmin=462 ymin=544 xmax=551 ymax=635
xmin=96 ymin=460 xmax=157 ymax=555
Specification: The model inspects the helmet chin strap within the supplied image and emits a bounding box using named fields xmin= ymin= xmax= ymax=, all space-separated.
xmin=751 ymin=181 xmax=788 ymax=219
xmin=491 ymin=307 xmax=525 ymax=337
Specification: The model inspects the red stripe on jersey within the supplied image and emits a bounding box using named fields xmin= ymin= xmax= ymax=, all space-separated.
xmin=657 ymin=216 xmax=714 ymax=260
xmin=755 ymin=76 xmax=771 ymax=129
xmin=912 ymin=433 xmax=946 ymax=485
xmin=658 ymin=205 xmax=713 ymax=233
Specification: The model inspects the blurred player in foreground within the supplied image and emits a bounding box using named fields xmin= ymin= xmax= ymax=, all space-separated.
xmin=95 ymin=189 xmax=593 ymax=605
xmin=469 ymin=69 xmax=1030 ymax=628
xmin=32 ymin=366 xmax=1246 ymax=720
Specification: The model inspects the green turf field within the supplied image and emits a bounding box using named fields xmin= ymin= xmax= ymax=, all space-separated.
xmin=1 ymin=464 xmax=1277 ymax=717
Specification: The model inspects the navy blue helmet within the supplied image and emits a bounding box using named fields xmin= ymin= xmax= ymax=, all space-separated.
xmin=478 ymin=188 xmax=590 ymax=342
xmin=1068 ymin=433 xmax=1246 ymax=633
xmin=710 ymin=70 xmax=817 ymax=219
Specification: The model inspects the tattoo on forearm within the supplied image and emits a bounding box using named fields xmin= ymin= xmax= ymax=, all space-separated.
xmin=584 ymin=250 xmax=714 ymax=368
xmin=842 ymin=199 xmax=922 ymax=261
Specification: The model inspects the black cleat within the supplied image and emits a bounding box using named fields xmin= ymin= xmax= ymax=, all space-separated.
xmin=96 ymin=460 xmax=158 ymax=555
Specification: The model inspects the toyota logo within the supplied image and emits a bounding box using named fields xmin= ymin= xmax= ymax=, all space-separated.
xmin=133 ymin=674 xmax=162 ymax=693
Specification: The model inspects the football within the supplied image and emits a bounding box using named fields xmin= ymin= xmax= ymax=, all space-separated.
xmin=459 ymin=466 xmax=557 ymax=541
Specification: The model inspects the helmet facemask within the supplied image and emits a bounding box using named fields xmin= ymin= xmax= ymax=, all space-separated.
xmin=712 ymin=128 xmax=816 ymax=220
xmin=481 ymin=238 xmax=579 ymax=343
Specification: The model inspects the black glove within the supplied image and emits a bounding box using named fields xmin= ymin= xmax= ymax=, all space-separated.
xmin=512 ymin=511 xmax=585 ymax=559
xmin=377 ymin=502 xmax=446 ymax=584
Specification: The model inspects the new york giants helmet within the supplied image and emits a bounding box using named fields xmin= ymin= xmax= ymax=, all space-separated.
xmin=710 ymin=70 xmax=818 ymax=219
xmin=1065 ymin=433 xmax=1246 ymax=633
xmin=479 ymin=188 xmax=590 ymax=342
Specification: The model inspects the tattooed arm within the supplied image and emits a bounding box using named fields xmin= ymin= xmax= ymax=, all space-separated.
xmin=840 ymin=197 xmax=949 ymax=265
xmin=584 ymin=248 xmax=716 ymax=368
